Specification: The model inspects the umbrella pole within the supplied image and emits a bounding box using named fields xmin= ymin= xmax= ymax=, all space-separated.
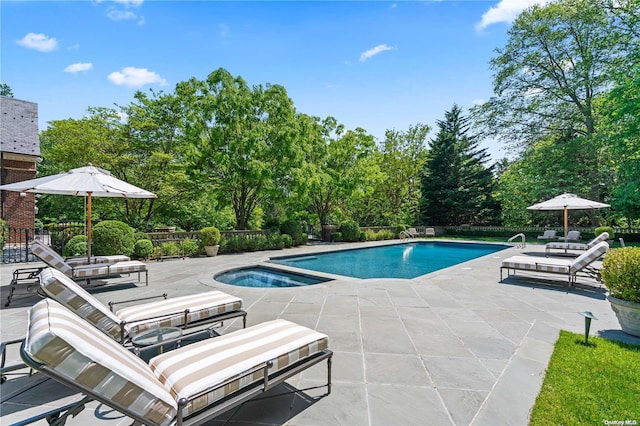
xmin=87 ymin=193 xmax=92 ymax=261
xmin=564 ymin=207 xmax=568 ymax=241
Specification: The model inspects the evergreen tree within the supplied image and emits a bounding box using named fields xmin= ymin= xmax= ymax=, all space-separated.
xmin=420 ymin=105 xmax=497 ymax=226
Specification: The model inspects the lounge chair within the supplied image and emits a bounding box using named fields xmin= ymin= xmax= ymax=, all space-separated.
xmin=39 ymin=268 xmax=247 ymax=345
xmin=400 ymin=228 xmax=422 ymax=239
xmin=66 ymin=254 xmax=131 ymax=267
xmin=565 ymin=230 xmax=581 ymax=242
xmin=425 ymin=227 xmax=436 ymax=237
xmin=537 ymin=230 xmax=558 ymax=241
xmin=545 ymin=232 xmax=609 ymax=256
xmin=21 ymin=298 xmax=332 ymax=426
xmin=30 ymin=239 xmax=149 ymax=285
xmin=500 ymin=241 xmax=609 ymax=285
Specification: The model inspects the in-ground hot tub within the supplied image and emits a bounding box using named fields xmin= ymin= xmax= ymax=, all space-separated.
xmin=215 ymin=265 xmax=332 ymax=288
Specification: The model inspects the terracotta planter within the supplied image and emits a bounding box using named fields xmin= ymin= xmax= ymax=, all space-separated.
xmin=608 ymin=295 xmax=640 ymax=337
xmin=204 ymin=245 xmax=219 ymax=257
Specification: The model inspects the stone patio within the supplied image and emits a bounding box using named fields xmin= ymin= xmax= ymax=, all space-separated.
xmin=1 ymin=239 xmax=638 ymax=425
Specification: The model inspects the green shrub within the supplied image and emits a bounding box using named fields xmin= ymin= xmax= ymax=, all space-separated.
xmin=92 ymin=220 xmax=135 ymax=256
xmin=160 ymin=241 xmax=181 ymax=256
xmin=281 ymin=234 xmax=293 ymax=248
xmin=331 ymin=232 xmax=342 ymax=242
xmin=180 ymin=238 xmax=201 ymax=257
xmin=280 ymin=219 xmax=306 ymax=246
xmin=200 ymin=227 xmax=221 ymax=246
xmin=394 ymin=224 xmax=407 ymax=237
xmin=601 ymin=247 xmax=640 ymax=303
xmin=133 ymin=239 xmax=154 ymax=260
xmin=134 ymin=231 xmax=151 ymax=241
xmin=63 ymin=235 xmax=88 ymax=257
xmin=34 ymin=219 xmax=44 ymax=231
xmin=0 ymin=219 xmax=8 ymax=248
xmin=340 ymin=220 xmax=360 ymax=242
xmin=595 ymin=226 xmax=615 ymax=240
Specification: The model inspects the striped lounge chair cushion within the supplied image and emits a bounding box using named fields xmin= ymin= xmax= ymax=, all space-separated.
xmin=40 ymin=268 xmax=124 ymax=341
xmin=25 ymin=299 xmax=177 ymax=426
xmin=149 ymin=319 xmax=329 ymax=417
xmin=546 ymin=242 xmax=588 ymax=251
xmin=66 ymin=255 xmax=131 ymax=267
xmin=72 ymin=260 xmax=147 ymax=279
xmin=117 ymin=291 xmax=243 ymax=336
xmin=570 ymin=241 xmax=608 ymax=273
xmin=501 ymin=256 xmax=571 ymax=274
xmin=31 ymin=240 xmax=73 ymax=276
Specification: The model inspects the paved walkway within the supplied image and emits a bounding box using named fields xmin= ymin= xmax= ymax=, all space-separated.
xmin=1 ymin=240 xmax=638 ymax=425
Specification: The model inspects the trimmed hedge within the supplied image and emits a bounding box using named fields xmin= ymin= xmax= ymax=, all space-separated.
xmin=63 ymin=235 xmax=88 ymax=257
xmin=92 ymin=220 xmax=135 ymax=256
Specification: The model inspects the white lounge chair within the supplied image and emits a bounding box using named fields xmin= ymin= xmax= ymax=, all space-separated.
xmin=537 ymin=230 xmax=558 ymax=241
xmin=500 ymin=241 xmax=609 ymax=285
xmin=39 ymin=268 xmax=247 ymax=345
xmin=30 ymin=239 xmax=148 ymax=285
xmin=565 ymin=230 xmax=581 ymax=242
xmin=545 ymin=232 xmax=609 ymax=256
xmin=21 ymin=298 xmax=332 ymax=426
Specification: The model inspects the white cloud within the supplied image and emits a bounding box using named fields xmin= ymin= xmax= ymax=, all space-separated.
xmin=472 ymin=98 xmax=485 ymax=106
xmin=17 ymin=33 xmax=58 ymax=52
xmin=476 ymin=0 xmax=550 ymax=31
xmin=112 ymin=0 xmax=143 ymax=7
xmin=219 ymin=23 xmax=230 ymax=38
xmin=64 ymin=62 xmax=93 ymax=74
xmin=107 ymin=7 xmax=137 ymax=21
xmin=359 ymin=44 xmax=394 ymax=62
xmin=107 ymin=67 xmax=167 ymax=87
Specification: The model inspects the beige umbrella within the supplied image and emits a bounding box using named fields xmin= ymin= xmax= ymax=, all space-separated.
xmin=527 ymin=193 xmax=610 ymax=240
xmin=0 ymin=164 xmax=156 ymax=259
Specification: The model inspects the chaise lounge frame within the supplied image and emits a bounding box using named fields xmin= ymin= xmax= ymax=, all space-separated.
xmin=500 ymin=241 xmax=609 ymax=286
xmin=20 ymin=299 xmax=332 ymax=426
xmin=30 ymin=239 xmax=149 ymax=286
xmin=39 ymin=268 xmax=247 ymax=345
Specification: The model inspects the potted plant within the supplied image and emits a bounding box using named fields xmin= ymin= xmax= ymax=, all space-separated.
xmin=200 ymin=226 xmax=221 ymax=257
xmin=601 ymin=247 xmax=640 ymax=337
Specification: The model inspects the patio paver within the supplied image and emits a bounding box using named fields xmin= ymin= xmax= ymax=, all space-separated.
xmin=2 ymin=239 xmax=639 ymax=425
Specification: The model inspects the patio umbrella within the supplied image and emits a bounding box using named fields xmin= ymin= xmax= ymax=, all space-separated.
xmin=0 ymin=164 xmax=156 ymax=259
xmin=527 ymin=193 xmax=609 ymax=240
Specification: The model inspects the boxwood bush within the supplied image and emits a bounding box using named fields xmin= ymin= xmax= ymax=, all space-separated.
xmin=595 ymin=226 xmax=615 ymax=240
xmin=92 ymin=220 xmax=135 ymax=256
xmin=601 ymin=247 xmax=640 ymax=303
xmin=340 ymin=220 xmax=361 ymax=242
xmin=63 ymin=235 xmax=88 ymax=257
xmin=280 ymin=219 xmax=306 ymax=246
xmin=133 ymin=239 xmax=154 ymax=260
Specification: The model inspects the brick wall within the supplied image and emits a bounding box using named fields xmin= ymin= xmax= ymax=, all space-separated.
xmin=1 ymin=156 xmax=37 ymax=233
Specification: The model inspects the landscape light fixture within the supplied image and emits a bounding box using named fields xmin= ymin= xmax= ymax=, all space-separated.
xmin=578 ymin=311 xmax=598 ymax=344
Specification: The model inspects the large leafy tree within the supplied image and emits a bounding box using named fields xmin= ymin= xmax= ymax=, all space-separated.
xmin=178 ymin=68 xmax=303 ymax=229
xmin=363 ymin=124 xmax=430 ymax=225
xmin=301 ymin=116 xmax=377 ymax=225
xmin=473 ymin=0 xmax=617 ymax=149
xmin=599 ymin=0 xmax=640 ymax=225
xmin=496 ymin=132 xmax=607 ymax=226
xmin=420 ymin=105 xmax=496 ymax=226
xmin=0 ymin=83 xmax=14 ymax=97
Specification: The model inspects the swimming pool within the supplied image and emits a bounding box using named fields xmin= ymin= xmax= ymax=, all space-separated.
xmin=215 ymin=265 xmax=332 ymax=288
xmin=271 ymin=241 xmax=509 ymax=279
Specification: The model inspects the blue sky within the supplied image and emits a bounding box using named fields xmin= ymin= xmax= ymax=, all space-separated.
xmin=2 ymin=0 xmax=549 ymax=160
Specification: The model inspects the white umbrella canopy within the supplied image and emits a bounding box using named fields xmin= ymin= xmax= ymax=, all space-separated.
xmin=527 ymin=193 xmax=610 ymax=239
xmin=0 ymin=164 xmax=156 ymax=258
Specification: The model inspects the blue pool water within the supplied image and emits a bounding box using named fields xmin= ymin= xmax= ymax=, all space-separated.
xmin=215 ymin=266 xmax=331 ymax=288
xmin=271 ymin=242 xmax=508 ymax=279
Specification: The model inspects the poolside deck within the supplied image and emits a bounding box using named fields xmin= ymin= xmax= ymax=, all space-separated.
xmin=1 ymin=239 xmax=638 ymax=425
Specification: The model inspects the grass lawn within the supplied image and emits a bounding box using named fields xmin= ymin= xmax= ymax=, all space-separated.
xmin=530 ymin=330 xmax=640 ymax=425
